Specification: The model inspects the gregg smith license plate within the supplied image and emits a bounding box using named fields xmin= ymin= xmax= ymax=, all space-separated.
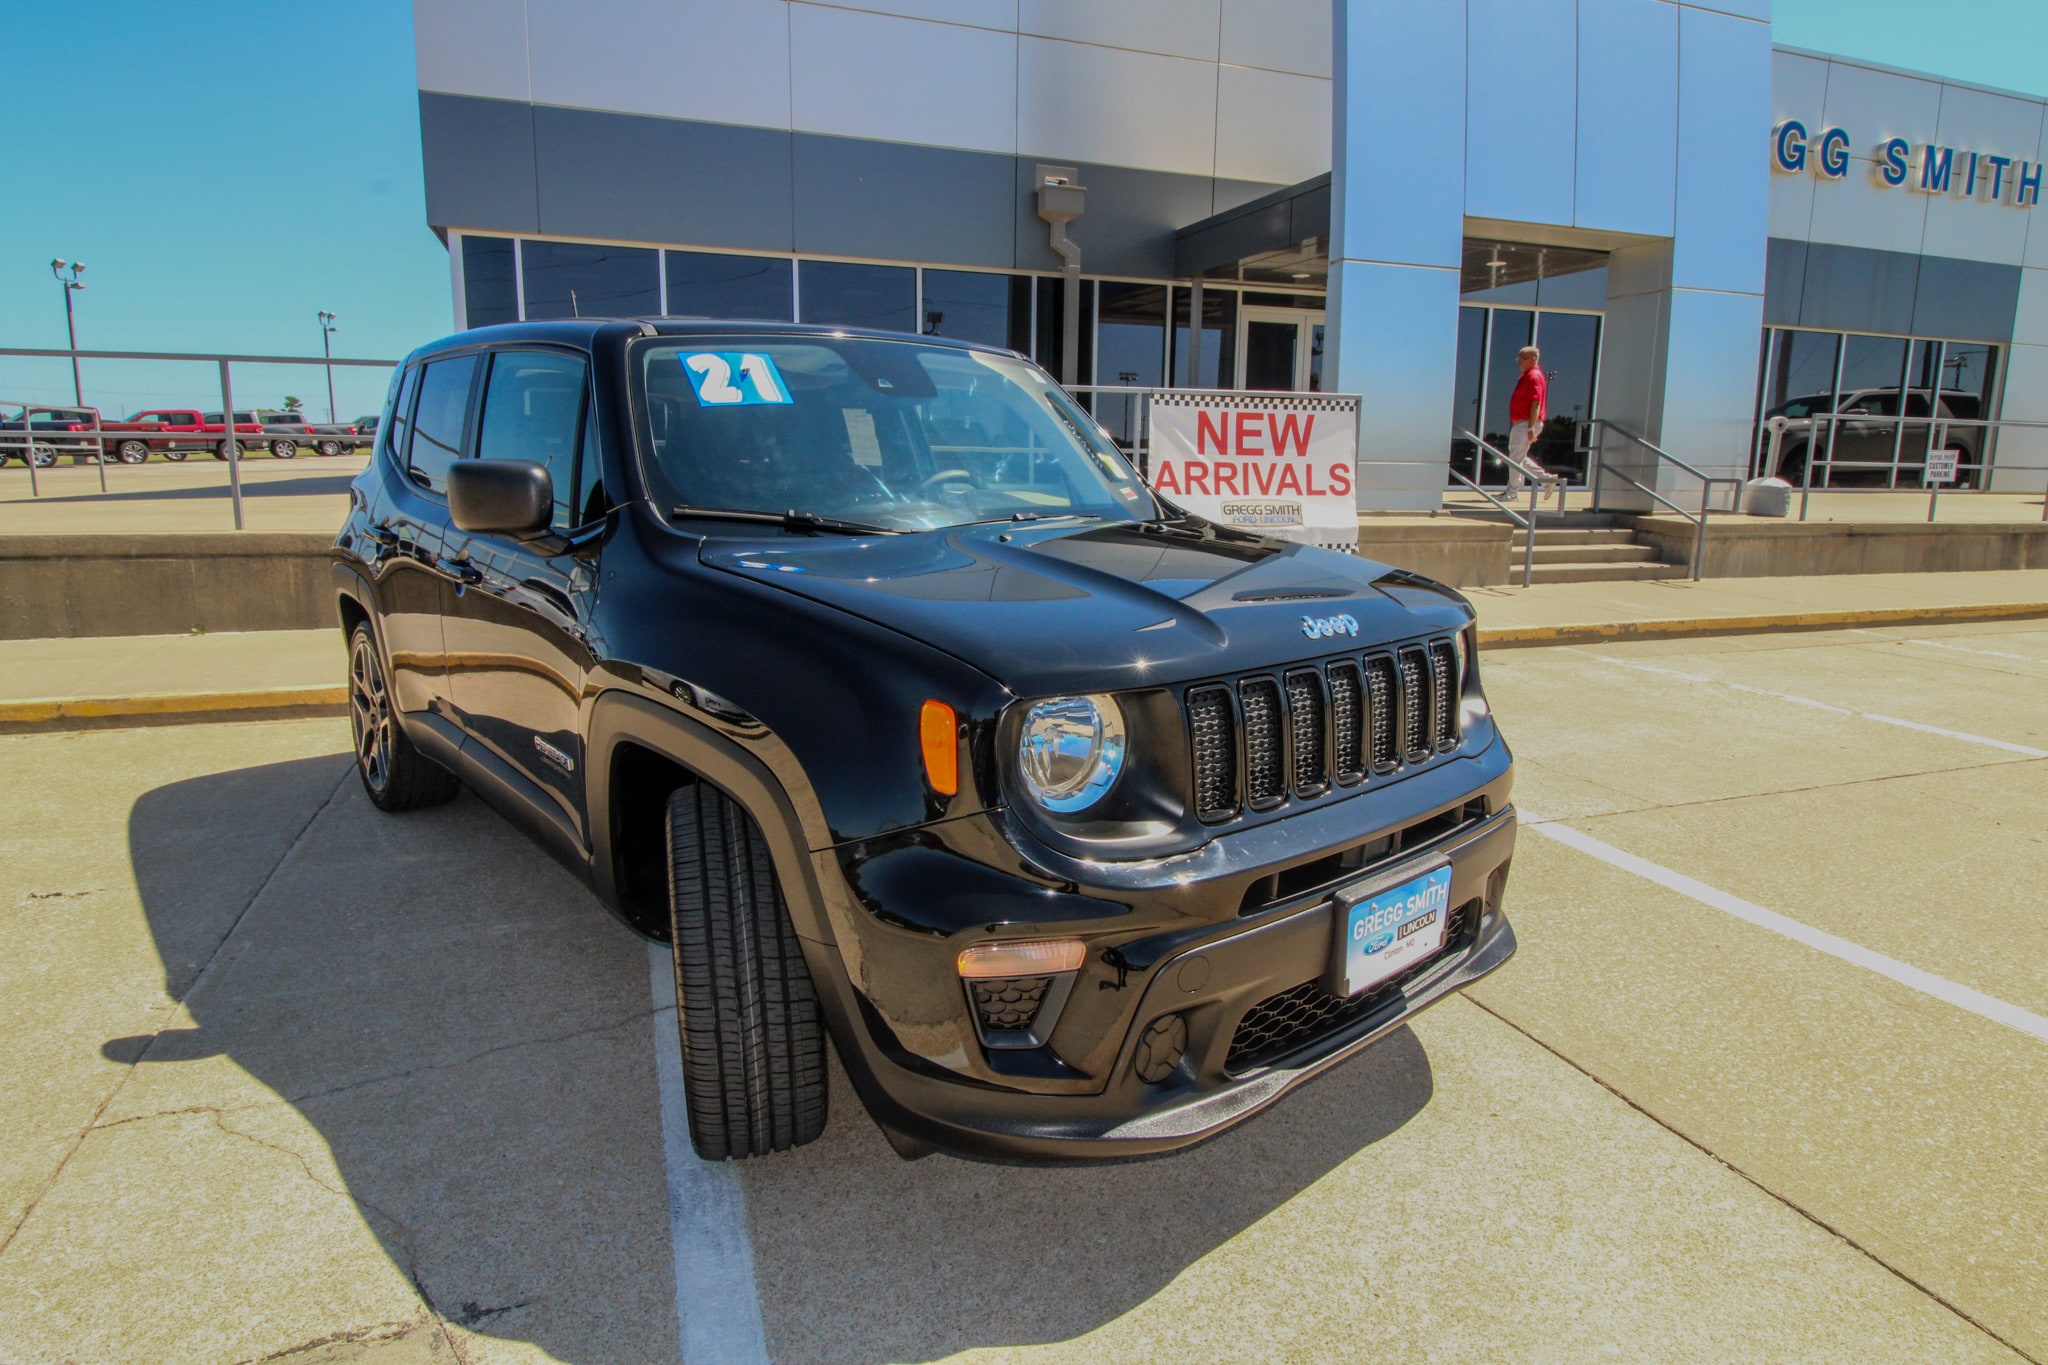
xmin=1339 ymin=864 xmax=1453 ymax=996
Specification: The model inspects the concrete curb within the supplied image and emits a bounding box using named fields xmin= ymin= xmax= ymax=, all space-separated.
xmin=0 ymin=685 xmax=346 ymax=734
xmin=1 ymin=600 xmax=2043 ymax=731
xmin=1476 ymin=600 xmax=2048 ymax=650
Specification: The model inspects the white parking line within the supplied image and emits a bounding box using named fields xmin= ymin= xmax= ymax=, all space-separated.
xmin=647 ymin=943 xmax=771 ymax=1365
xmin=1580 ymin=653 xmax=2048 ymax=758
xmin=1897 ymin=637 xmax=2048 ymax=666
xmin=1521 ymin=814 xmax=2048 ymax=1046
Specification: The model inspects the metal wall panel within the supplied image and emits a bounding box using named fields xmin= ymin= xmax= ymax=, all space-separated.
xmin=822 ymin=0 xmax=1020 ymax=30
xmin=1329 ymin=0 xmax=1463 ymax=269
xmin=1328 ymin=260 xmax=1462 ymax=509
xmin=414 ymin=0 xmax=530 ymax=101
xmin=525 ymin=0 xmax=792 ymax=130
xmin=1464 ymin=0 xmax=1576 ymax=227
xmin=1221 ymin=0 xmax=1334 ymax=78
xmin=420 ymin=92 xmax=540 ymax=234
xmin=1010 ymin=161 xmax=1230 ymax=278
xmin=1763 ymin=238 xmax=1806 ymax=326
xmin=791 ymin=5 xmax=1018 ymax=154
xmin=2013 ymin=267 xmax=2048 ymax=347
xmin=1016 ymin=37 xmax=1219 ymax=177
xmin=1910 ymin=255 xmax=2022 ymax=341
xmin=1770 ymin=47 xmax=1828 ymax=127
xmin=1816 ymin=59 xmax=1942 ymax=149
xmin=1673 ymin=6 xmax=1770 ymax=293
xmin=533 ymin=107 xmax=795 ymax=251
xmin=794 ymin=135 xmax=1017 ymax=266
xmin=1215 ymin=64 xmax=1331 ymax=185
xmin=1989 ymin=341 xmax=2048 ymax=491
xmin=1019 ymin=0 xmax=1221 ymax=63
xmin=1574 ymin=0 xmax=1678 ymax=236
xmin=1798 ymin=242 xmax=1919 ymax=335
xmin=1805 ymin=148 xmax=1930 ymax=256
xmin=1661 ymin=286 xmax=1770 ymax=481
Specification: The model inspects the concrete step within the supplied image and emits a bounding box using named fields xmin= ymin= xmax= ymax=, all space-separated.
xmin=1524 ymin=562 xmax=1685 ymax=584
xmin=1528 ymin=543 xmax=1662 ymax=565
xmin=1511 ymin=528 xmax=1640 ymax=546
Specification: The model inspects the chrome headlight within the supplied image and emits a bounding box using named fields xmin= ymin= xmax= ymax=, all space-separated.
xmin=1017 ymin=694 xmax=1126 ymax=813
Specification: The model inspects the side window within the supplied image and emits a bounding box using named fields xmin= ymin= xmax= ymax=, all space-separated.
xmin=407 ymin=354 xmax=480 ymax=493
xmin=579 ymin=402 xmax=607 ymax=526
xmin=384 ymin=367 xmax=420 ymax=465
xmin=474 ymin=350 xmax=588 ymax=530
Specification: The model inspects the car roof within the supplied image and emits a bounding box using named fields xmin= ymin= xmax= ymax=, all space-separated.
xmin=406 ymin=318 xmax=1020 ymax=365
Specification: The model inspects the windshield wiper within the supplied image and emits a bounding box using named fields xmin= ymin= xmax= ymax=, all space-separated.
xmin=952 ymin=511 xmax=1106 ymax=529
xmin=670 ymin=506 xmax=897 ymax=536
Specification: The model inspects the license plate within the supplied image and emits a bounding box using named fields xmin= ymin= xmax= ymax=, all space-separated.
xmin=1338 ymin=865 xmax=1453 ymax=996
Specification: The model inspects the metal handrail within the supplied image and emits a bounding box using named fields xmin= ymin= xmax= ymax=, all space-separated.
xmin=1448 ymin=467 xmax=1538 ymax=586
xmin=1454 ymin=427 xmax=1568 ymax=514
xmin=1584 ymin=418 xmax=1745 ymax=580
xmin=1762 ymin=412 xmax=2048 ymax=523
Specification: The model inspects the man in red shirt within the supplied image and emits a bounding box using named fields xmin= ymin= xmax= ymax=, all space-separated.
xmin=1506 ymin=345 xmax=1549 ymax=493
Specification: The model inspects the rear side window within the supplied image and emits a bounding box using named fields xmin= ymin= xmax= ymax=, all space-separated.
xmin=384 ymin=368 xmax=420 ymax=464
xmin=475 ymin=349 xmax=588 ymax=530
xmin=407 ymin=355 xmax=480 ymax=492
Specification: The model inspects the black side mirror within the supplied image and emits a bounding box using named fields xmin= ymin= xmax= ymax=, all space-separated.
xmin=448 ymin=459 xmax=552 ymax=538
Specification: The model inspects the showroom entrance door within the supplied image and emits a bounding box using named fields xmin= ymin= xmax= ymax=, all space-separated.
xmin=1237 ymin=307 xmax=1327 ymax=392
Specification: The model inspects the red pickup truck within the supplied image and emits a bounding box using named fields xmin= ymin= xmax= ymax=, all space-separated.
xmin=120 ymin=409 xmax=268 ymax=462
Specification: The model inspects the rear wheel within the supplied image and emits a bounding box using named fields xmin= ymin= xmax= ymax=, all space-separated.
xmin=163 ymin=448 xmax=189 ymax=462
xmin=347 ymin=623 xmax=460 ymax=812
xmin=116 ymin=439 xmax=149 ymax=464
xmin=666 ymin=784 xmax=827 ymax=1160
xmin=29 ymin=444 xmax=56 ymax=468
xmin=317 ymin=439 xmax=343 ymax=457
xmin=213 ymin=442 xmax=233 ymax=461
xmin=270 ymin=439 xmax=298 ymax=459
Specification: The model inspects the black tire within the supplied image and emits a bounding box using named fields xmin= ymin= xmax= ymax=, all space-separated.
xmin=347 ymin=623 xmax=460 ymax=812
xmin=163 ymin=448 xmax=189 ymax=462
xmin=667 ymin=783 xmax=827 ymax=1160
xmin=271 ymin=439 xmax=298 ymax=459
xmin=116 ymin=439 xmax=150 ymax=464
xmin=213 ymin=442 xmax=233 ymax=461
xmin=317 ymin=439 xmax=343 ymax=457
xmin=29 ymin=444 xmax=57 ymax=469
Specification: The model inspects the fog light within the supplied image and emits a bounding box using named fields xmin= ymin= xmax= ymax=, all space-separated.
xmin=1134 ymin=1013 xmax=1187 ymax=1084
xmin=957 ymin=939 xmax=1086 ymax=978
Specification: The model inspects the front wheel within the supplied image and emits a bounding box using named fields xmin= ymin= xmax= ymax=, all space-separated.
xmin=347 ymin=623 xmax=460 ymax=812
xmin=29 ymin=444 xmax=57 ymax=468
xmin=317 ymin=439 xmax=343 ymax=457
xmin=270 ymin=439 xmax=298 ymax=459
xmin=667 ymin=784 xmax=827 ymax=1160
xmin=163 ymin=448 xmax=189 ymax=462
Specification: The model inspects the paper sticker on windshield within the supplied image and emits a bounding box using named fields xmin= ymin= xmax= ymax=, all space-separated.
xmin=680 ymin=352 xmax=792 ymax=406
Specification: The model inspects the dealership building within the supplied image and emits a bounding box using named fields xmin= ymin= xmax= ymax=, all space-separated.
xmin=413 ymin=0 xmax=2048 ymax=511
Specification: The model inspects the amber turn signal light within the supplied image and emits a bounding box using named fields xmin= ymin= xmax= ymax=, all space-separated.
xmin=957 ymin=939 xmax=1088 ymax=979
xmin=920 ymin=699 xmax=958 ymax=796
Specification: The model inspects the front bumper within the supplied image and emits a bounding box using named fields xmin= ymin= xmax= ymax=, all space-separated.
xmin=808 ymin=798 xmax=1519 ymax=1160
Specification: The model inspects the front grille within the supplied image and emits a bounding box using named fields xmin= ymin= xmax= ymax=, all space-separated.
xmin=1225 ymin=899 xmax=1479 ymax=1072
xmin=1240 ymin=678 xmax=1285 ymax=809
xmin=1187 ymin=686 xmax=1237 ymax=821
xmin=970 ymin=976 xmax=1052 ymax=1032
xmin=1185 ymin=636 xmax=1463 ymax=825
xmin=1285 ymin=671 xmax=1328 ymax=795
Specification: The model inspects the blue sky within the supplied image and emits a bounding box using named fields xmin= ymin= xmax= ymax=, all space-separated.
xmin=1 ymin=0 xmax=2043 ymax=417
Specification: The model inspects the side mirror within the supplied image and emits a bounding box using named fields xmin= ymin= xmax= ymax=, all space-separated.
xmin=448 ymin=459 xmax=552 ymax=538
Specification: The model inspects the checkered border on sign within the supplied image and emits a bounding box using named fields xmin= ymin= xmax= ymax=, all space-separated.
xmin=1148 ymin=392 xmax=1357 ymax=416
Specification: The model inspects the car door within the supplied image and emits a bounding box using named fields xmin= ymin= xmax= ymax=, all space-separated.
xmin=440 ymin=347 xmax=600 ymax=846
xmin=368 ymin=354 xmax=480 ymax=718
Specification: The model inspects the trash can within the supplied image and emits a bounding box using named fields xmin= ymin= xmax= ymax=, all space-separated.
xmin=1742 ymin=477 xmax=1794 ymax=517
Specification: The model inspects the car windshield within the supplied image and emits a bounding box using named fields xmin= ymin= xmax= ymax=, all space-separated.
xmin=633 ymin=336 xmax=1157 ymax=532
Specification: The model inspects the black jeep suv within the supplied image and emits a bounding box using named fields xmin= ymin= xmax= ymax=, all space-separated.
xmin=334 ymin=320 xmax=1518 ymax=1161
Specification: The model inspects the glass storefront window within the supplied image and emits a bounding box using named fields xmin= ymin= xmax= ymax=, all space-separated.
xmin=666 ymin=251 xmax=792 ymax=322
xmin=1449 ymin=307 xmax=1487 ymax=482
xmin=1532 ymin=312 xmax=1600 ymax=481
xmin=921 ymin=269 xmax=1029 ymax=350
xmin=1032 ymin=277 xmax=1095 ymax=383
xmin=798 ymin=260 xmax=914 ymax=332
xmin=1095 ymin=282 xmax=1167 ymax=452
xmin=1481 ymin=310 xmax=1534 ymax=454
xmin=461 ymin=236 xmax=518 ymax=327
xmin=520 ymin=241 xmax=659 ymax=321
xmin=1170 ymin=287 xmax=1236 ymax=389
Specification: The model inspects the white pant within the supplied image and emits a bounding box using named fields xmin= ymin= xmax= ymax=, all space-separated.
xmin=1506 ymin=421 xmax=1546 ymax=492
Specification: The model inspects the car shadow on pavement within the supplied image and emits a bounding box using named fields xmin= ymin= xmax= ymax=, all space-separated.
xmin=741 ymin=1006 xmax=1434 ymax=1363
xmin=118 ymin=754 xmax=1432 ymax=1365
xmin=119 ymin=757 xmax=683 ymax=1365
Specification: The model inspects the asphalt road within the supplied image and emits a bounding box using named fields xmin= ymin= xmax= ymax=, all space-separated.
xmin=0 ymin=621 xmax=2042 ymax=1363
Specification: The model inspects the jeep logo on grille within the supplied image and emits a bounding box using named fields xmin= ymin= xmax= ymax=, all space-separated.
xmin=1301 ymin=613 xmax=1359 ymax=640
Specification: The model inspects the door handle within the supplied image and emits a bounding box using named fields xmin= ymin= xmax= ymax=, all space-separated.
xmin=436 ymin=555 xmax=482 ymax=585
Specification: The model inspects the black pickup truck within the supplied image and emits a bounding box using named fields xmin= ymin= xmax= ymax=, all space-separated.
xmin=332 ymin=320 xmax=1518 ymax=1161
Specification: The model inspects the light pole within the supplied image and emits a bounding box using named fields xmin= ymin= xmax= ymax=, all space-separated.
xmin=317 ymin=311 xmax=338 ymax=422
xmin=50 ymin=260 xmax=85 ymax=405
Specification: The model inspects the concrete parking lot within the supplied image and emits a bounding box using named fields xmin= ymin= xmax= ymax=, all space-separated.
xmin=0 ymin=620 xmax=2043 ymax=1363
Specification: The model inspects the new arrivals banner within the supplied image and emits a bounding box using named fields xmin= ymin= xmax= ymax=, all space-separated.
xmin=1146 ymin=392 xmax=1359 ymax=549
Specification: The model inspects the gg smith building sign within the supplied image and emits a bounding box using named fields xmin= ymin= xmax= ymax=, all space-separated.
xmin=414 ymin=1 xmax=2048 ymax=510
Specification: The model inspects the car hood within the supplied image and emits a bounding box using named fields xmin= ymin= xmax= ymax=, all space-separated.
xmin=697 ymin=519 xmax=1472 ymax=697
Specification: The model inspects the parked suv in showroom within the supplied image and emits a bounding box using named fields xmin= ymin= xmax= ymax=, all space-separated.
xmin=333 ymin=320 xmax=1518 ymax=1161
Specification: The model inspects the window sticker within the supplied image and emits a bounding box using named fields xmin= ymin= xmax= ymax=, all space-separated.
xmin=842 ymin=408 xmax=883 ymax=465
xmin=680 ymin=352 xmax=793 ymax=406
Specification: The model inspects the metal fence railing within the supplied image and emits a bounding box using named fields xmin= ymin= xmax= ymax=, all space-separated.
xmin=1761 ymin=413 xmax=2048 ymax=522
xmin=0 ymin=346 xmax=396 ymax=529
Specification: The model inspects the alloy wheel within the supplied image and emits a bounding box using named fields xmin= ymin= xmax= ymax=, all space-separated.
xmin=349 ymin=634 xmax=393 ymax=794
